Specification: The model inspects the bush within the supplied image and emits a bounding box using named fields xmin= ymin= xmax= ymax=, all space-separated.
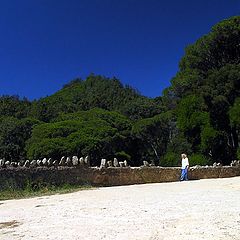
xmin=189 ymin=154 xmax=211 ymax=166
xmin=237 ymin=148 xmax=240 ymax=160
xmin=115 ymin=151 xmax=131 ymax=161
xmin=160 ymin=152 xmax=180 ymax=167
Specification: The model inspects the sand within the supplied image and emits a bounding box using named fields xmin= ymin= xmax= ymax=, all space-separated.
xmin=0 ymin=177 xmax=240 ymax=240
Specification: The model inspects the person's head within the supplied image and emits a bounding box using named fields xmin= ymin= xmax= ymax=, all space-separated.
xmin=181 ymin=153 xmax=187 ymax=159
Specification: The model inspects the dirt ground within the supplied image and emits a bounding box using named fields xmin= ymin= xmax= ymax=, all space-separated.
xmin=0 ymin=177 xmax=240 ymax=240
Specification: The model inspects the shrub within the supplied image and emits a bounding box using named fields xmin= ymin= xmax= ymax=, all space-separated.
xmin=189 ymin=154 xmax=211 ymax=166
xmin=160 ymin=152 xmax=180 ymax=167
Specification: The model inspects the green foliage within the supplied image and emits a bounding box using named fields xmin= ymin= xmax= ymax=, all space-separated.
xmin=237 ymin=148 xmax=240 ymax=160
xmin=31 ymin=75 xmax=162 ymax=122
xmin=26 ymin=108 xmax=132 ymax=165
xmin=229 ymin=98 xmax=240 ymax=127
xmin=0 ymin=95 xmax=31 ymax=118
xmin=132 ymin=112 xmax=172 ymax=165
xmin=0 ymin=117 xmax=41 ymax=161
xmin=160 ymin=152 xmax=180 ymax=167
xmin=115 ymin=151 xmax=131 ymax=161
xmin=189 ymin=154 xmax=211 ymax=166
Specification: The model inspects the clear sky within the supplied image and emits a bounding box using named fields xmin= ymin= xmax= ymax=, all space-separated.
xmin=0 ymin=0 xmax=239 ymax=100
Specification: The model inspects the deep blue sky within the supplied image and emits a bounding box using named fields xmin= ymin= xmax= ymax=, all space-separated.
xmin=0 ymin=0 xmax=239 ymax=100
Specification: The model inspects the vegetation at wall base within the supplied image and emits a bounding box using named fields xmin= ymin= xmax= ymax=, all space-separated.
xmin=0 ymin=182 xmax=93 ymax=201
xmin=0 ymin=16 xmax=240 ymax=166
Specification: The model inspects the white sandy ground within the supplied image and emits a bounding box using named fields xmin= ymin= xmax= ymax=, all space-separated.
xmin=0 ymin=177 xmax=240 ymax=240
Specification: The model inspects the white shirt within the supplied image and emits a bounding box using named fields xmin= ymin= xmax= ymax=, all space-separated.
xmin=181 ymin=157 xmax=189 ymax=169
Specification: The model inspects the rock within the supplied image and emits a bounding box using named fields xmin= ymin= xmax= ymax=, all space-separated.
xmin=100 ymin=159 xmax=107 ymax=168
xmin=10 ymin=162 xmax=18 ymax=167
xmin=59 ymin=156 xmax=65 ymax=166
xmin=216 ymin=163 xmax=222 ymax=167
xmin=37 ymin=160 xmax=42 ymax=167
xmin=53 ymin=160 xmax=58 ymax=167
xmin=143 ymin=161 xmax=149 ymax=167
xmin=5 ymin=161 xmax=10 ymax=167
xmin=107 ymin=161 xmax=112 ymax=167
xmin=119 ymin=161 xmax=124 ymax=167
xmin=124 ymin=160 xmax=128 ymax=167
xmin=66 ymin=157 xmax=72 ymax=166
xmin=23 ymin=160 xmax=30 ymax=168
xmin=0 ymin=159 xmax=4 ymax=168
xmin=230 ymin=160 xmax=240 ymax=166
xmin=18 ymin=161 xmax=24 ymax=167
xmin=42 ymin=158 xmax=48 ymax=166
xmin=79 ymin=157 xmax=84 ymax=166
xmin=113 ymin=158 xmax=119 ymax=167
xmin=213 ymin=162 xmax=217 ymax=167
xmin=72 ymin=156 xmax=79 ymax=166
xmin=84 ymin=156 xmax=90 ymax=166
xmin=47 ymin=158 xmax=53 ymax=167
xmin=30 ymin=160 xmax=37 ymax=167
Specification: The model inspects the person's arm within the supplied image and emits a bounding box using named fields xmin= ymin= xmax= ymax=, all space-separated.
xmin=186 ymin=158 xmax=189 ymax=168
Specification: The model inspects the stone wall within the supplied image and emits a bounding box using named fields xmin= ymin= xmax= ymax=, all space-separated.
xmin=0 ymin=166 xmax=240 ymax=190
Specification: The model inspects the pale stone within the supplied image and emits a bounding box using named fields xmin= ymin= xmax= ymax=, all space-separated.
xmin=59 ymin=156 xmax=65 ymax=166
xmin=100 ymin=159 xmax=107 ymax=168
xmin=72 ymin=156 xmax=79 ymax=166
xmin=84 ymin=156 xmax=90 ymax=166
xmin=0 ymin=159 xmax=4 ymax=167
xmin=37 ymin=160 xmax=42 ymax=166
xmin=23 ymin=160 xmax=30 ymax=168
xmin=53 ymin=160 xmax=58 ymax=167
xmin=47 ymin=158 xmax=53 ymax=166
xmin=42 ymin=158 xmax=48 ymax=166
xmin=143 ymin=161 xmax=149 ymax=167
xmin=79 ymin=157 xmax=84 ymax=165
xmin=119 ymin=162 xmax=124 ymax=167
xmin=30 ymin=160 xmax=37 ymax=167
xmin=66 ymin=157 xmax=72 ymax=166
xmin=107 ymin=161 xmax=112 ymax=167
xmin=124 ymin=160 xmax=128 ymax=167
xmin=5 ymin=161 xmax=10 ymax=167
xmin=113 ymin=158 xmax=119 ymax=167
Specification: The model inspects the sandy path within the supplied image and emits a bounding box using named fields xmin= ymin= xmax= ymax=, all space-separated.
xmin=0 ymin=177 xmax=240 ymax=240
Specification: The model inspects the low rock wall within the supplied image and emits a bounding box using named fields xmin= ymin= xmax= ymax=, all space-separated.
xmin=0 ymin=166 xmax=240 ymax=190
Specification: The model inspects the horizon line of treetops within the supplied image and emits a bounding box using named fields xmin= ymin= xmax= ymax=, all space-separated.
xmin=0 ymin=15 xmax=240 ymax=167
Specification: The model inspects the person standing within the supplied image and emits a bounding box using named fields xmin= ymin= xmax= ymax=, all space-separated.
xmin=180 ymin=153 xmax=189 ymax=181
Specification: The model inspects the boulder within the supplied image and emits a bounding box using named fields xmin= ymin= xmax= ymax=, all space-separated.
xmin=47 ymin=158 xmax=53 ymax=167
xmin=143 ymin=161 xmax=149 ymax=167
xmin=42 ymin=158 xmax=48 ymax=166
xmin=5 ymin=161 xmax=10 ymax=167
xmin=18 ymin=161 xmax=24 ymax=167
xmin=23 ymin=160 xmax=30 ymax=168
xmin=113 ymin=158 xmax=119 ymax=167
xmin=30 ymin=160 xmax=37 ymax=167
xmin=53 ymin=160 xmax=59 ymax=167
xmin=84 ymin=156 xmax=90 ymax=166
xmin=107 ymin=161 xmax=112 ymax=167
xmin=124 ymin=160 xmax=128 ymax=167
xmin=66 ymin=157 xmax=72 ymax=166
xmin=72 ymin=156 xmax=79 ymax=166
xmin=59 ymin=156 xmax=66 ymax=166
xmin=79 ymin=157 xmax=84 ymax=166
xmin=119 ymin=161 xmax=124 ymax=167
xmin=37 ymin=160 xmax=42 ymax=166
xmin=10 ymin=162 xmax=18 ymax=167
xmin=0 ymin=159 xmax=4 ymax=168
xmin=100 ymin=159 xmax=107 ymax=168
